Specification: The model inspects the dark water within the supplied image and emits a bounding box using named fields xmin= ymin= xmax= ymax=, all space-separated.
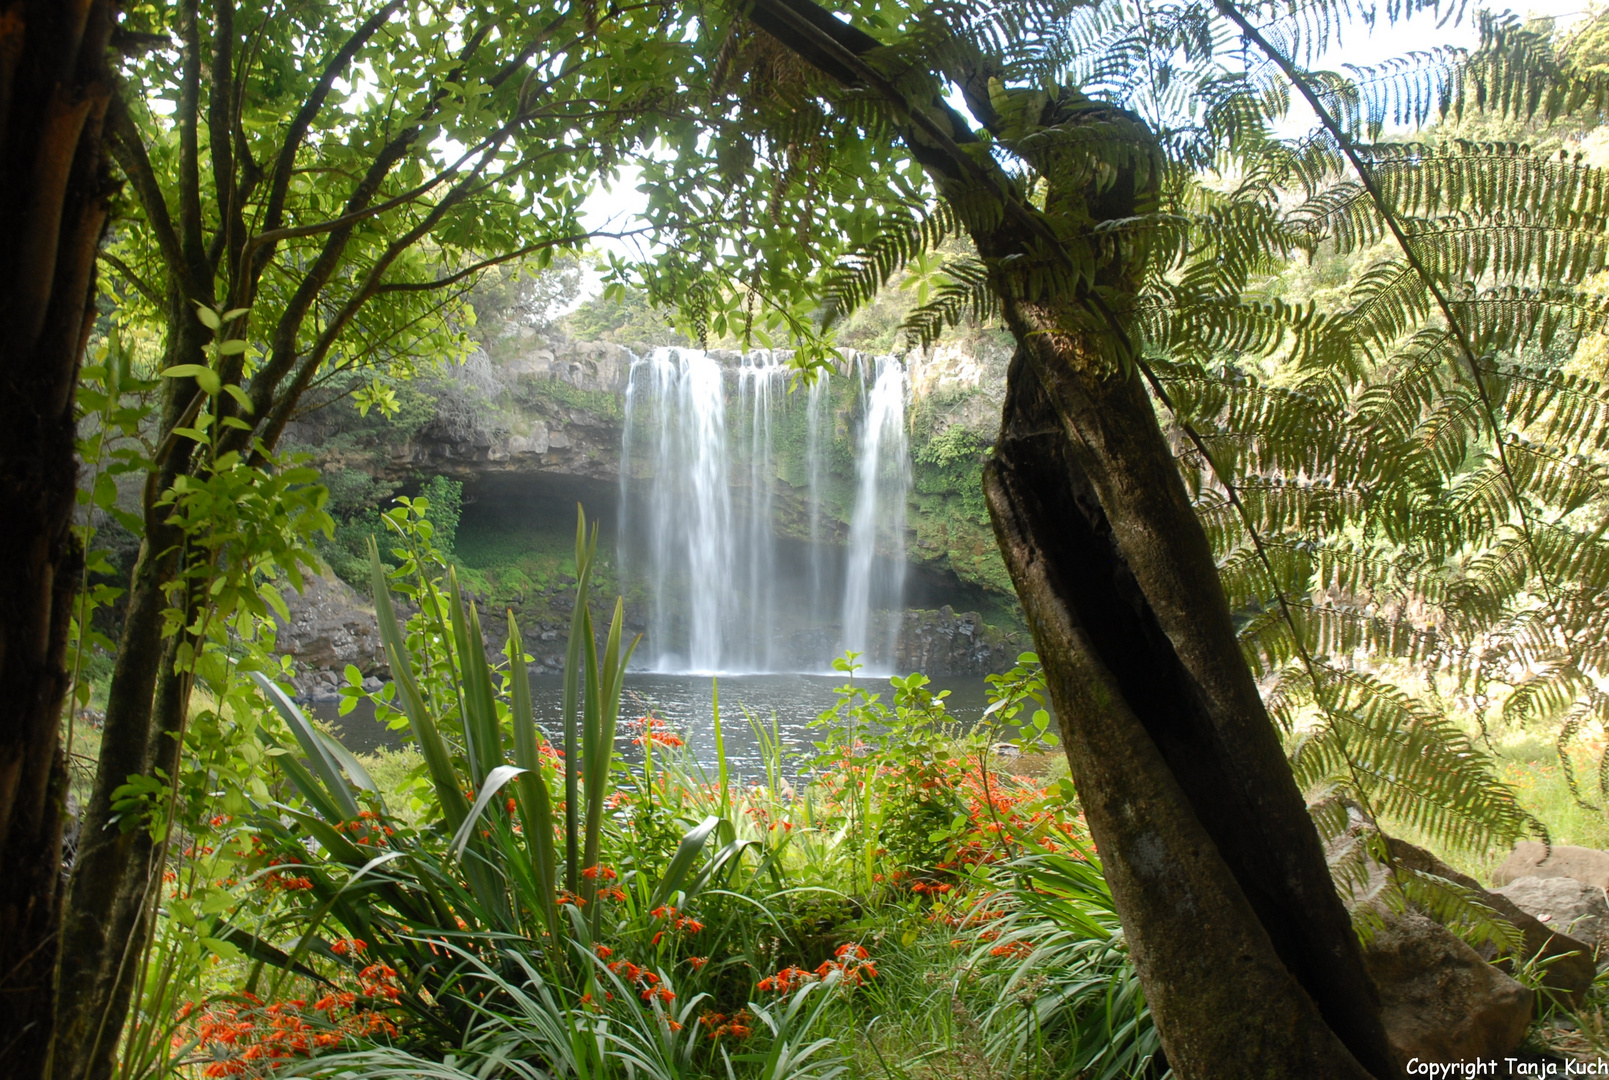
xmin=314 ymin=671 xmax=997 ymax=779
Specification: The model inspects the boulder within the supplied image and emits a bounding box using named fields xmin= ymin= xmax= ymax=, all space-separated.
xmin=893 ymin=606 xmax=1025 ymax=677
xmin=274 ymin=570 xmax=386 ymax=701
xmin=1387 ymin=838 xmax=1597 ymax=1004
xmin=1494 ymin=875 xmax=1609 ymax=954
xmin=1494 ymin=840 xmax=1609 ymax=891
xmin=1362 ymin=910 xmax=1534 ymax=1065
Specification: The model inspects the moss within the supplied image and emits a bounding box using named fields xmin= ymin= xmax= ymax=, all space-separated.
xmin=902 ymin=383 xmax=1014 ymax=600
xmin=515 ymin=375 xmax=622 ymax=419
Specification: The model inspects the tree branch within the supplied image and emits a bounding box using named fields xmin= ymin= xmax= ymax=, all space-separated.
xmin=175 ymin=0 xmax=209 ymax=289
xmin=255 ymin=0 xmax=404 ymax=275
xmin=243 ymin=139 xmax=509 ymax=456
xmin=246 ymin=17 xmax=506 ymax=420
xmin=742 ymin=0 xmax=1083 ymax=291
xmin=246 ymin=129 xmax=545 ymax=250
xmin=97 ymin=252 xmax=163 ymax=307
xmin=375 ymin=232 xmax=628 ymax=294
xmin=105 ymin=96 xmax=205 ymax=301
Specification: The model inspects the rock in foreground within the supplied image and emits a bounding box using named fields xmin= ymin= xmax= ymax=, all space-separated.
xmin=1495 ymin=875 xmax=1609 ymax=956
xmin=1362 ymin=911 xmax=1534 ymax=1065
xmin=1495 ymin=841 xmax=1609 ymax=891
xmin=1388 ymin=838 xmax=1596 ymax=1004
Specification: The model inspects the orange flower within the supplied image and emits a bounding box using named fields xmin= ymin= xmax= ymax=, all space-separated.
xmin=757 ymin=966 xmax=816 ymax=994
xmin=989 ymin=941 xmax=1033 ymax=959
xmin=701 ymin=1009 xmax=754 ymax=1040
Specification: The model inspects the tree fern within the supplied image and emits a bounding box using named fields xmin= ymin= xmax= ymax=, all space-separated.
xmin=634 ymin=0 xmax=1609 ymax=858
xmin=1135 ymin=6 xmax=1609 ymax=833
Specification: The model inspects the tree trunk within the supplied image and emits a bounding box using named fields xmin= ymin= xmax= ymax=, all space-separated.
xmin=966 ymin=165 xmax=1397 ymax=1080
xmin=53 ymin=297 xmax=204 ymax=1080
xmin=984 ymin=339 xmax=1394 ymax=1079
xmin=740 ymin=1 xmax=1400 ymax=1074
xmin=0 ymin=2 xmax=117 ymax=1077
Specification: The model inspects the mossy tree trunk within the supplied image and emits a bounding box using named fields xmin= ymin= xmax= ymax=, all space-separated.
xmin=0 ymin=2 xmax=118 ymax=1077
xmin=742 ymin=1 xmax=1399 ymax=1076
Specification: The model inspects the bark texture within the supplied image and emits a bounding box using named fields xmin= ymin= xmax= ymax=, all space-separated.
xmin=0 ymin=2 xmax=118 ymax=1077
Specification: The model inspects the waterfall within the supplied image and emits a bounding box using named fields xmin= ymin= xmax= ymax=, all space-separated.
xmin=739 ymin=355 xmax=786 ymax=671
xmin=839 ymin=357 xmax=910 ymax=669
xmin=634 ymin=348 xmax=733 ymax=672
xmin=805 ymin=373 xmax=827 ymax=624
xmin=620 ymin=347 xmax=910 ymax=674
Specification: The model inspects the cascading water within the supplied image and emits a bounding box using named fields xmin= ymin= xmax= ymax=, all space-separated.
xmin=738 ymin=355 xmax=786 ymax=672
xmin=619 ymin=346 xmax=911 ymax=674
xmin=805 ymin=373 xmax=828 ymax=624
xmin=839 ymin=357 xmax=910 ymax=665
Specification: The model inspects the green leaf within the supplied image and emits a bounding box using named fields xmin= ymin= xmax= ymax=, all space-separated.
xmin=651 ymin=815 xmax=720 ymax=907
xmin=161 ymin=363 xmax=220 ymax=396
xmin=508 ymin=614 xmax=561 ymax=936
xmin=249 ymin=672 xmax=362 ymax=822
xmin=368 ymin=539 xmax=470 ymax=832
xmin=449 ymin=765 xmax=527 ymax=859
xmin=223 ymin=384 xmax=255 ymax=414
xmin=449 ymin=568 xmax=502 ymax=789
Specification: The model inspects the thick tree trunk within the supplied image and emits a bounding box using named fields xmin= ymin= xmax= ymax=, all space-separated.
xmin=0 ymin=2 xmax=117 ymax=1077
xmin=984 ymin=339 xmax=1396 ymax=1079
xmin=966 ymin=151 xmax=1396 ymax=1080
xmin=52 ymin=579 xmax=187 ymax=1080
xmin=738 ymin=1 xmax=1400 ymax=1074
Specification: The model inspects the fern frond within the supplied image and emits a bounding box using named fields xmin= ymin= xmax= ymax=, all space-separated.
xmin=898 ymin=258 xmax=996 ymax=348
xmin=1312 ymin=666 xmax=1534 ymax=856
xmin=1460 ymin=11 xmax=1609 ymax=125
xmin=1395 ymin=868 xmax=1523 ymax=954
xmin=821 ymin=202 xmax=958 ymax=327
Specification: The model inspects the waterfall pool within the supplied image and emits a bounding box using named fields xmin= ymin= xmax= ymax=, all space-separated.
xmin=314 ymin=671 xmax=1004 ymax=780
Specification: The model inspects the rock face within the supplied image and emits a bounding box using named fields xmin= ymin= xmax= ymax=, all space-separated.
xmin=894 ymin=607 xmax=1026 ymax=677
xmin=1495 ymin=841 xmax=1609 ymax=891
xmin=504 ymin=339 xmax=636 ymax=393
xmin=1386 ymin=838 xmax=1597 ymax=1004
xmin=274 ymin=570 xmax=386 ymax=701
xmin=1495 ymin=875 xmax=1609 ymax=954
xmin=396 ymin=343 xmax=629 ymax=483
xmin=1362 ymin=910 xmax=1534 ymax=1065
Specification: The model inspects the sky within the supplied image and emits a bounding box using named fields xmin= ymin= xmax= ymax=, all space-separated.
xmin=1316 ymin=0 xmax=1590 ymax=64
xmin=571 ymin=1 xmax=1599 ymax=288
